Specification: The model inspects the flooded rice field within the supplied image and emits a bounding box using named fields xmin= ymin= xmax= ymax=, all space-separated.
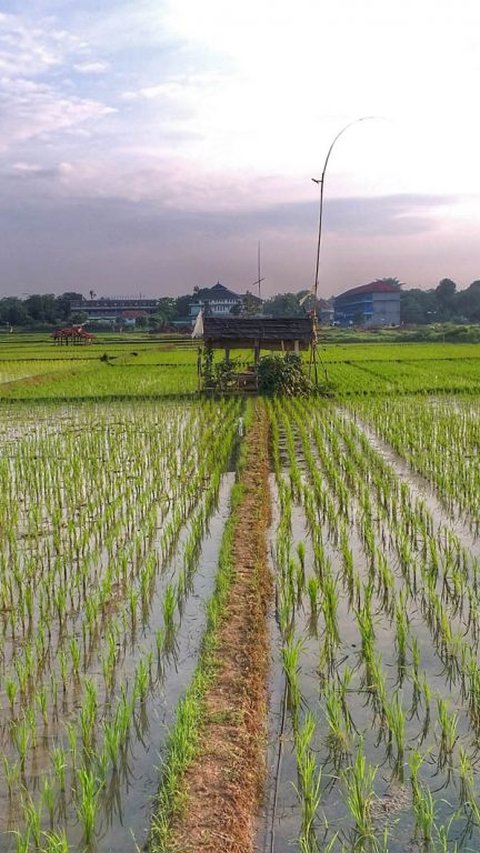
xmin=260 ymin=396 xmax=480 ymax=852
xmin=0 ymin=399 xmax=241 ymax=851
xmin=3 ymin=393 xmax=480 ymax=851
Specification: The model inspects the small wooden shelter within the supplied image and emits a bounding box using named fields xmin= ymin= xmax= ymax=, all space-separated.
xmin=52 ymin=325 xmax=95 ymax=345
xmin=198 ymin=316 xmax=312 ymax=390
xmin=203 ymin=316 xmax=311 ymax=359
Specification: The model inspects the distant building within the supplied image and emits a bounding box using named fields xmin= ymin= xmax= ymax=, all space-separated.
xmin=189 ymin=282 xmax=244 ymax=320
xmin=317 ymin=298 xmax=334 ymax=325
xmin=71 ymin=297 xmax=157 ymax=321
xmin=334 ymin=281 xmax=400 ymax=327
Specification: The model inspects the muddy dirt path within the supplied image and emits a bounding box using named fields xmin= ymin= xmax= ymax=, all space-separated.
xmin=169 ymin=400 xmax=272 ymax=853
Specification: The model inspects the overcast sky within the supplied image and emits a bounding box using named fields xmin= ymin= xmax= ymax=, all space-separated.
xmin=2 ymin=0 xmax=480 ymax=299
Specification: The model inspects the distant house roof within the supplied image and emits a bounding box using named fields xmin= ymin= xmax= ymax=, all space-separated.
xmin=197 ymin=282 xmax=241 ymax=301
xmin=121 ymin=309 xmax=149 ymax=319
xmin=336 ymin=281 xmax=400 ymax=300
xmin=203 ymin=316 xmax=311 ymax=350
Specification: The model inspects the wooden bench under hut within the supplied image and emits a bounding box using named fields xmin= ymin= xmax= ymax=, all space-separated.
xmin=197 ymin=316 xmax=312 ymax=391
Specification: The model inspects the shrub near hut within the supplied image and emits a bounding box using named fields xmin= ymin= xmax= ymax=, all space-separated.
xmin=257 ymin=353 xmax=313 ymax=396
xmin=200 ymin=348 xmax=239 ymax=391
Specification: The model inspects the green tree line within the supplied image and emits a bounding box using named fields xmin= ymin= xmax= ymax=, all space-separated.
xmin=400 ymin=279 xmax=480 ymax=324
xmin=3 ymin=279 xmax=480 ymax=329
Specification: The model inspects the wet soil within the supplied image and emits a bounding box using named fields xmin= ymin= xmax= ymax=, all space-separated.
xmin=169 ymin=400 xmax=272 ymax=853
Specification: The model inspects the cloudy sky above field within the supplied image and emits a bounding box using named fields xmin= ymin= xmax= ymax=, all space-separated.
xmin=2 ymin=0 xmax=480 ymax=298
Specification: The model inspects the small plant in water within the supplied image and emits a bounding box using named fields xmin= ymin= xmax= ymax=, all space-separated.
xmin=342 ymin=737 xmax=378 ymax=846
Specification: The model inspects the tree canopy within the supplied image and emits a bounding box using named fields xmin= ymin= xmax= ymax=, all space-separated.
xmin=4 ymin=279 xmax=480 ymax=329
xmin=400 ymin=279 xmax=472 ymax=324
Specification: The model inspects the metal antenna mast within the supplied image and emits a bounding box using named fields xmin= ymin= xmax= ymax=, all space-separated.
xmin=253 ymin=241 xmax=265 ymax=300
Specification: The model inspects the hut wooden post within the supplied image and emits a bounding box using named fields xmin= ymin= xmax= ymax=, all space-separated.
xmin=197 ymin=346 xmax=202 ymax=392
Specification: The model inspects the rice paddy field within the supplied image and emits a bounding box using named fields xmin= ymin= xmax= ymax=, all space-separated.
xmin=2 ymin=333 xmax=480 ymax=851
xmin=3 ymin=335 xmax=480 ymax=400
xmin=263 ymin=395 xmax=480 ymax=852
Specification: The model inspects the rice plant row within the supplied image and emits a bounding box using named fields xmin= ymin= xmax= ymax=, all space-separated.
xmin=0 ymin=398 xmax=241 ymax=851
xmin=268 ymin=395 xmax=480 ymax=851
xmin=352 ymin=396 xmax=480 ymax=530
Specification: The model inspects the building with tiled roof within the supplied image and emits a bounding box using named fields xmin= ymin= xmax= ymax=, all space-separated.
xmin=71 ymin=297 xmax=158 ymax=319
xmin=334 ymin=281 xmax=400 ymax=327
xmin=189 ymin=282 xmax=244 ymax=320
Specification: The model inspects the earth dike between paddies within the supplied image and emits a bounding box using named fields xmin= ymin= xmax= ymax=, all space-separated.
xmin=149 ymin=398 xmax=273 ymax=853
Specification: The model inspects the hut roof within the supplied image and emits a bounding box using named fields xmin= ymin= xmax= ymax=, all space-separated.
xmin=52 ymin=326 xmax=95 ymax=340
xmin=203 ymin=316 xmax=311 ymax=348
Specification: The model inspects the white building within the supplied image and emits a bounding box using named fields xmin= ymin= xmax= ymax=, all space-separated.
xmin=189 ymin=282 xmax=243 ymax=320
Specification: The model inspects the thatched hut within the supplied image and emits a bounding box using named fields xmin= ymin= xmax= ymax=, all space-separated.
xmin=195 ymin=316 xmax=312 ymax=390
xmin=201 ymin=316 xmax=311 ymax=360
xmin=52 ymin=326 xmax=95 ymax=345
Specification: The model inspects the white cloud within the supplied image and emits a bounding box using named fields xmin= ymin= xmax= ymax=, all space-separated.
xmin=8 ymin=160 xmax=75 ymax=183
xmin=0 ymin=11 xmax=116 ymax=155
xmin=74 ymin=60 xmax=110 ymax=74
xmin=121 ymin=86 xmax=160 ymax=102
xmin=12 ymin=161 xmax=44 ymax=173
xmin=0 ymin=12 xmax=81 ymax=77
xmin=121 ymin=71 xmax=224 ymax=101
xmin=0 ymin=76 xmax=115 ymax=150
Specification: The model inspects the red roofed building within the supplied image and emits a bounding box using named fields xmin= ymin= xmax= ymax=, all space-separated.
xmin=334 ymin=281 xmax=400 ymax=327
xmin=121 ymin=309 xmax=149 ymax=321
